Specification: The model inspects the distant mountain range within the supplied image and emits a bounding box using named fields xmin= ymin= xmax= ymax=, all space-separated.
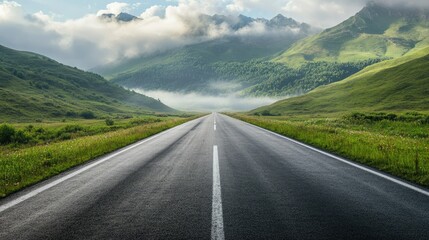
xmin=100 ymin=11 xmax=312 ymax=31
xmin=203 ymin=13 xmax=312 ymax=31
xmin=96 ymin=3 xmax=429 ymax=97
xmin=94 ymin=13 xmax=317 ymax=95
xmin=0 ymin=45 xmax=174 ymax=121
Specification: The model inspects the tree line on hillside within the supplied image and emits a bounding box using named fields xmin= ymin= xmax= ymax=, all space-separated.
xmin=217 ymin=59 xmax=382 ymax=96
xmin=113 ymin=54 xmax=383 ymax=96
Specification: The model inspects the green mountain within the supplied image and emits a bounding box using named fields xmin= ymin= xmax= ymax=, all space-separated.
xmin=0 ymin=45 xmax=174 ymax=121
xmin=274 ymin=2 xmax=429 ymax=66
xmin=103 ymin=38 xmax=379 ymax=97
xmin=252 ymin=47 xmax=429 ymax=116
xmin=97 ymin=4 xmax=429 ymax=98
xmin=99 ymin=35 xmax=299 ymax=86
xmin=94 ymin=14 xmax=315 ymax=95
xmin=99 ymin=37 xmax=305 ymax=94
xmin=249 ymin=3 xmax=429 ymax=96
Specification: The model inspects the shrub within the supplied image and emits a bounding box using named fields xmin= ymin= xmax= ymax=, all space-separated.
xmin=131 ymin=119 xmax=151 ymax=125
xmin=51 ymin=111 xmax=63 ymax=117
xmin=35 ymin=127 xmax=45 ymax=134
xmin=66 ymin=111 xmax=78 ymax=117
xmin=344 ymin=112 xmax=418 ymax=123
xmin=25 ymin=125 xmax=34 ymax=132
xmin=105 ymin=118 xmax=115 ymax=126
xmin=58 ymin=133 xmax=72 ymax=140
xmin=62 ymin=125 xmax=84 ymax=133
xmin=386 ymin=113 xmax=398 ymax=121
xmin=258 ymin=110 xmax=281 ymax=116
xmin=346 ymin=112 xmax=366 ymax=121
xmin=0 ymin=124 xmax=16 ymax=145
xmin=12 ymin=130 xmax=31 ymax=144
xmin=80 ymin=111 xmax=96 ymax=119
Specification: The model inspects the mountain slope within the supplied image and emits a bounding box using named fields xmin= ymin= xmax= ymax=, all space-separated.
xmin=99 ymin=4 xmax=429 ymax=98
xmin=252 ymin=47 xmax=429 ymax=116
xmin=94 ymin=14 xmax=316 ymax=95
xmin=0 ymin=45 xmax=174 ymax=121
xmin=274 ymin=2 xmax=429 ymax=66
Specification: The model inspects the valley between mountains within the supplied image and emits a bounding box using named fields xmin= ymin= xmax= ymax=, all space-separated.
xmin=0 ymin=2 xmax=429 ymax=239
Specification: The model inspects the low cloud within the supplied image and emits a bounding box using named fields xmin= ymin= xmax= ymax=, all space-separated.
xmin=0 ymin=1 xmax=427 ymax=69
xmin=132 ymin=89 xmax=280 ymax=112
xmin=224 ymin=0 xmax=429 ymax=28
xmin=0 ymin=1 xmax=306 ymax=69
xmin=373 ymin=0 xmax=429 ymax=8
xmin=140 ymin=5 xmax=166 ymax=19
xmin=97 ymin=2 xmax=130 ymax=16
xmin=282 ymin=0 xmax=363 ymax=27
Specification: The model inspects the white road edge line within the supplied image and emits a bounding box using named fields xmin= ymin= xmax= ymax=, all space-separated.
xmin=211 ymin=145 xmax=225 ymax=240
xmin=228 ymin=115 xmax=429 ymax=197
xmin=0 ymin=118 xmax=201 ymax=213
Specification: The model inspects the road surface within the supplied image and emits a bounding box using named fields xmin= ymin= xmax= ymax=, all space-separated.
xmin=1 ymin=113 xmax=429 ymax=239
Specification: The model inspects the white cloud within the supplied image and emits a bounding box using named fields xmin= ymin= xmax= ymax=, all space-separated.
xmin=235 ymin=21 xmax=267 ymax=36
xmin=97 ymin=2 xmax=130 ymax=16
xmin=226 ymin=2 xmax=245 ymax=14
xmin=282 ymin=0 xmax=364 ymax=28
xmin=0 ymin=0 xmax=21 ymax=20
xmin=213 ymin=0 xmax=429 ymax=28
xmin=0 ymin=1 xmax=306 ymax=69
xmin=140 ymin=5 xmax=166 ymax=19
xmin=213 ymin=0 xmax=365 ymax=28
xmin=374 ymin=0 xmax=429 ymax=8
xmin=0 ymin=0 xmax=427 ymax=69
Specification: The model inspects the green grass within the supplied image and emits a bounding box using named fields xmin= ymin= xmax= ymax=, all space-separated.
xmin=229 ymin=113 xmax=429 ymax=187
xmin=0 ymin=116 xmax=186 ymax=153
xmin=0 ymin=115 xmax=200 ymax=197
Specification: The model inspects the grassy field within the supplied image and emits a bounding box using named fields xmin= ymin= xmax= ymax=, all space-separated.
xmin=229 ymin=113 xmax=429 ymax=187
xmin=0 ymin=114 xmax=200 ymax=197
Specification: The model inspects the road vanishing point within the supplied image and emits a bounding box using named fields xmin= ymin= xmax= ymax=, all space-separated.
xmin=1 ymin=113 xmax=429 ymax=239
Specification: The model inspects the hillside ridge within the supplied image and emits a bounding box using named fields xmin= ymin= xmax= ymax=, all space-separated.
xmin=0 ymin=45 xmax=174 ymax=121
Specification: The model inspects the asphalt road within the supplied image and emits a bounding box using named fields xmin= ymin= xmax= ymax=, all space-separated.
xmin=1 ymin=113 xmax=429 ymax=240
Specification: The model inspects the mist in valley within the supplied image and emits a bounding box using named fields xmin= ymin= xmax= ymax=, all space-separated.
xmin=133 ymin=89 xmax=281 ymax=112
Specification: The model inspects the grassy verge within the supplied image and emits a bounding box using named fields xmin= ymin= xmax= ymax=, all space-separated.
xmin=0 ymin=116 xmax=186 ymax=153
xmin=0 ymin=116 xmax=199 ymax=197
xmin=228 ymin=113 xmax=429 ymax=187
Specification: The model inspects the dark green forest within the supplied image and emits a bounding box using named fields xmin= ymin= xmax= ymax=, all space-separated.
xmin=113 ymin=56 xmax=382 ymax=96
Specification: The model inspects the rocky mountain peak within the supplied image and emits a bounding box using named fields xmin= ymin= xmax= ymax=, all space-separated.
xmin=100 ymin=12 xmax=140 ymax=22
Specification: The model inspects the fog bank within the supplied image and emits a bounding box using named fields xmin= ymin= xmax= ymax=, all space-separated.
xmin=132 ymin=89 xmax=281 ymax=112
